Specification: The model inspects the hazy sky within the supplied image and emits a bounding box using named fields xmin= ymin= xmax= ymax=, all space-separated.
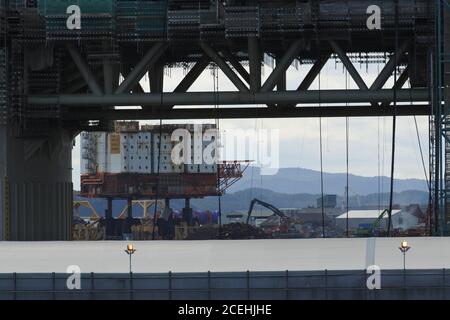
xmin=72 ymin=57 xmax=429 ymax=189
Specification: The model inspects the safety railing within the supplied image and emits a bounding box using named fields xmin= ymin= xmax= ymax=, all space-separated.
xmin=1 ymin=269 xmax=450 ymax=300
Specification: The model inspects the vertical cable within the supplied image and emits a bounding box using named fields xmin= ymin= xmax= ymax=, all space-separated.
xmin=377 ymin=63 xmax=381 ymax=216
xmin=387 ymin=0 xmax=400 ymax=236
xmin=152 ymin=118 xmax=163 ymax=240
xmin=319 ymin=69 xmax=325 ymax=238
xmin=345 ymin=70 xmax=349 ymax=238
xmin=213 ymin=66 xmax=222 ymax=230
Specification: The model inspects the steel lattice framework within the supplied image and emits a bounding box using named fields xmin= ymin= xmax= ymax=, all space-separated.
xmin=0 ymin=0 xmax=447 ymax=240
xmin=0 ymin=0 xmax=434 ymax=132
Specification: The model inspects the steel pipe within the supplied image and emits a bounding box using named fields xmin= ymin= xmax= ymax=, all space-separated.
xmin=29 ymin=89 xmax=429 ymax=107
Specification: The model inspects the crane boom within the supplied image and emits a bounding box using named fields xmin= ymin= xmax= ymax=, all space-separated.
xmin=246 ymin=198 xmax=286 ymax=224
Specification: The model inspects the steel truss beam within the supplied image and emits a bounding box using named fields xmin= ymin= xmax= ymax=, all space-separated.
xmin=116 ymin=42 xmax=168 ymax=94
xmin=381 ymin=67 xmax=410 ymax=107
xmin=261 ymin=40 xmax=303 ymax=92
xmin=220 ymin=49 xmax=251 ymax=85
xmin=67 ymin=45 xmax=103 ymax=95
xmin=370 ymin=42 xmax=409 ymax=90
xmin=248 ymin=37 xmax=262 ymax=93
xmin=149 ymin=60 xmax=164 ymax=93
xmin=329 ymin=40 xmax=368 ymax=90
xmin=29 ymin=89 xmax=428 ymax=107
xmin=200 ymin=42 xmax=249 ymax=92
xmin=173 ymin=56 xmax=210 ymax=93
xmin=297 ymin=55 xmax=331 ymax=91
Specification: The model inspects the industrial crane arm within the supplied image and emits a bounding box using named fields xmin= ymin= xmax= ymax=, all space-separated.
xmin=246 ymin=198 xmax=286 ymax=224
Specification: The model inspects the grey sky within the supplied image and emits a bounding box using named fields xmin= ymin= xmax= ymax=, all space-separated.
xmin=72 ymin=58 xmax=429 ymax=190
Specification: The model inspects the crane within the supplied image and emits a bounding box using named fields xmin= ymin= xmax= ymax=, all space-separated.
xmin=246 ymin=198 xmax=287 ymax=225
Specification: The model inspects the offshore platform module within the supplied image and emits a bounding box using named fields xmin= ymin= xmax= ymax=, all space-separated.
xmin=0 ymin=0 xmax=443 ymax=241
xmin=80 ymin=121 xmax=247 ymax=238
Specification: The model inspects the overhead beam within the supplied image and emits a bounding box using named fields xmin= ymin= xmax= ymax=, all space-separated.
xmin=200 ymin=41 xmax=249 ymax=92
xmin=67 ymin=44 xmax=103 ymax=95
xmin=63 ymin=105 xmax=431 ymax=121
xmin=329 ymin=40 xmax=368 ymax=90
xmin=260 ymin=40 xmax=302 ymax=93
xmin=116 ymin=42 xmax=168 ymax=94
xmin=29 ymin=89 xmax=429 ymax=107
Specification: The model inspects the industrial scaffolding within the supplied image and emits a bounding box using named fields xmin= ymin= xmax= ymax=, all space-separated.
xmin=430 ymin=0 xmax=450 ymax=235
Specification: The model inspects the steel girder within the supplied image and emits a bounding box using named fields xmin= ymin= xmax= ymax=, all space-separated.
xmin=28 ymin=89 xmax=429 ymax=106
xmin=26 ymin=36 xmax=430 ymax=123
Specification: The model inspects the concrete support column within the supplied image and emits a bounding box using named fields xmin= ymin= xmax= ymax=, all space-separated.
xmin=182 ymin=198 xmax=193 ymax=225
xmin=0 ymin=126 xmax=73 ymax=240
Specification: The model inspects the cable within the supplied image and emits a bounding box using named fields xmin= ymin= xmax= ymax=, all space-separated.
xmin=345 ymin=70 xmax=349 ymax=238
xmin=413 ymin=115 xmax=430 ymax=191
xmin=152 ymin=118 xmax=163 ymax=240
xmin=387 ymin=0 xmax=399 ymax=236
xmin=213 ymin=66 xmax=222 ymax=230
xmin=377 ymin=63 xmax=381 ymax=216
xmin=319 ymin=68 xmax=325 ymax=238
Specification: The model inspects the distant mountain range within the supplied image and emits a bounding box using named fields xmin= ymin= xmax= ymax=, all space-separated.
xmin=228 ymin=167 xmax=428 ymax=196
xmin=75 ymin=189 xmax=429 ymax=218
xmin=186 ymin=188 xmax=428 ymax=214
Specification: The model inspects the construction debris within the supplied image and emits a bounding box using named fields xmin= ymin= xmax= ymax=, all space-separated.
xmin=72 ymin=222 xmax=105 ymax=241
xmin=185 ymin=223 xmax=268 ymax=240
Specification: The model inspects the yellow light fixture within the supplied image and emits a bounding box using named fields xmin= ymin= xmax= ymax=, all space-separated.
xmin=399 ymin=240 xmax=411 ymax=253
xmin=125 ymin=243 xmax=136 ymax=255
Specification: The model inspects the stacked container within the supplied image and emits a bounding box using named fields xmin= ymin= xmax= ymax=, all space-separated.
xmin=81 ymin=122 xmax=218 ymax=175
